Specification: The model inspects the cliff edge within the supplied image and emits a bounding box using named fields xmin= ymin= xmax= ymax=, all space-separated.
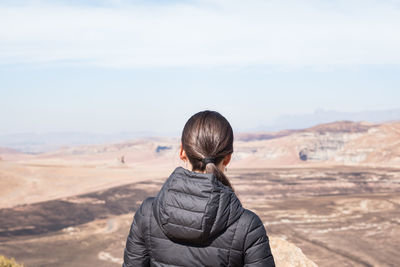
xmin=270 ymin=237 xmax=318 ymax=267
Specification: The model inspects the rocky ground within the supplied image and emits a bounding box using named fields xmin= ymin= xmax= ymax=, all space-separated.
xmin=230 ymin=167 xmax=400 ymax=267
xmin=1 ymin=166 xmax=399 ymax=266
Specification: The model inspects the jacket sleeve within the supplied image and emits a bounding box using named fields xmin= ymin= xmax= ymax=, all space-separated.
xmin=122 ymin=198 xmax=152 ymax=267
xmin=243 ymin=212 xmax=275 ymax=267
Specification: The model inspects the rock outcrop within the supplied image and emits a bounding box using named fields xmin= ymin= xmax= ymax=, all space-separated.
xmin=9 ymin=120 xmax=398 ymax=168
xmin=270 ymin=237 xmax=318 ymax=267
xmin=233 ymin=121 xmax=400 ymax=167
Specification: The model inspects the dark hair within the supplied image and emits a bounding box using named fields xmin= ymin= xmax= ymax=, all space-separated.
xmin=181 ymin=110 xmax=234 ymax=190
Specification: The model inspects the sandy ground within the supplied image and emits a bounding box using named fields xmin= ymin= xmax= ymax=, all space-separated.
xmin=1 ymin=165 xmax=399 ymax=266
xmin=0 ymin=160 xmax=173 ymax=209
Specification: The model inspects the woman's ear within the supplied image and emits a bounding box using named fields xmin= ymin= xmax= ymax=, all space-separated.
xmin=223 ymin=153 xmax=232 ymax=166
xmin=179 ymin=144 xmax=188 ymax=162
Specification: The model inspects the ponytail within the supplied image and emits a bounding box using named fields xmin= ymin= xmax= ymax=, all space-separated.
xmin=205 ymin=162 xmax=233 ymax=190
xmin=181 ymin=110 xmax=234 ymax=191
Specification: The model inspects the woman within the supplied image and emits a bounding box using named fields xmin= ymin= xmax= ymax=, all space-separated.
xmin=123 ymin=110 xmax=275 ymax=266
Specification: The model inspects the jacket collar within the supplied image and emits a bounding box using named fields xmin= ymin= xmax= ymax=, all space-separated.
xmin=153 ymin=167 xmax=244 ymax=245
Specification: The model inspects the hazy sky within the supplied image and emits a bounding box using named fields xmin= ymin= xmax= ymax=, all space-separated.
xmin=1 ymin=0 xmax=400 ymax=134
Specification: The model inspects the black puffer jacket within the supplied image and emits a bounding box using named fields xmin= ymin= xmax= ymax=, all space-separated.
xmin=123 ymin=167 xmax=275 ymax=266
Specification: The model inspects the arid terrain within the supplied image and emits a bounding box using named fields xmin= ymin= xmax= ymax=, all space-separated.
xmin=1 ymin=121 xmax=399 ymax=266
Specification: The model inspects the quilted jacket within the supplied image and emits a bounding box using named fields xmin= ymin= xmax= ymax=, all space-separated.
xmin=123 ymin=167 xmax=275 ymax=266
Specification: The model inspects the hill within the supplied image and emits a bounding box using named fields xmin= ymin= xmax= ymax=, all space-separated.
xmin=234 ymin=120 xmax=400 ymax=167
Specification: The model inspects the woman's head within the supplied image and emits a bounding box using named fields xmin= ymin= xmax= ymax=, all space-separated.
xmin=180 ymin=110 xmax=234 ymax=189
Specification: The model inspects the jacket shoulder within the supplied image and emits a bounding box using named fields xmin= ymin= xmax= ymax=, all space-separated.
xmin=130 ymin=197 xmax=155 ymax=241
xmin=123 ymin=197 xmax=154 ymax=266
xmin=238 ymin=208 xmax=265 ymax=235
xmin=240 ymin=209 xmax=261 ymax=225
xmin=240 ymin=209 xmax=275 ymax=266
xmin=231 ymin=208 xmax=264 ymax=251
xmin=136 ymin=197 xmax=154 ymax=218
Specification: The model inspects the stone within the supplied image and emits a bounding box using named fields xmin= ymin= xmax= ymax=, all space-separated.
xmin=270 ymin=237 xmax=318 ymax=267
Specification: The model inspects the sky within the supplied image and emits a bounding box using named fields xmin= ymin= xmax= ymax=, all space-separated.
xmin=1 ymin=0 xmax=400 ymax=135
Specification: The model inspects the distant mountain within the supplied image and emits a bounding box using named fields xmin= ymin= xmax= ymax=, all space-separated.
xmin=236 ymin=120 xmax=375 ymax=142
xmin=0 ymin=147 xmax=20 ymax=155
xmin=234 ymin=120 xmax=400 ymax=167
xmin=235 ymin=129 xmax=299 ymax=142
xmin=258 ymin=108 xmax=400 ymax=132
xmin=0 ymin=131 xmax=157 ymax=153
xmin=2 ymin=108 xmax=399 ymax=154
xmin=4 ymin=120 xmax=399 ymax=167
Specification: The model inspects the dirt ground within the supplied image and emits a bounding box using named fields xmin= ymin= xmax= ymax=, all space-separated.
xmin=1 ymin=166 xmax=399 ymax=267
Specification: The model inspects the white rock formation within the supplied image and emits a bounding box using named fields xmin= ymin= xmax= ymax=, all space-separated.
xmin=270 ymin=237 xmax=318 ymax=267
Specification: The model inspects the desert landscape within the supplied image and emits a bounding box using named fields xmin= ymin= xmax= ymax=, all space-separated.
xmin=1 ymin=120 xmax=400 ymax=266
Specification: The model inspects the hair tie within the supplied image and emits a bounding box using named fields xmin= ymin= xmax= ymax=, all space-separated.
xmin=202 ymin=157 xmax=216 ymax=165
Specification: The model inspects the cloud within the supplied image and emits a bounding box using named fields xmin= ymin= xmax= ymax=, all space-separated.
xmin=1 ymin=0 xmax=400 ymax=68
